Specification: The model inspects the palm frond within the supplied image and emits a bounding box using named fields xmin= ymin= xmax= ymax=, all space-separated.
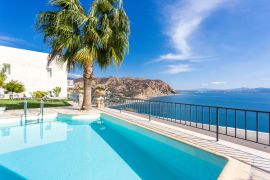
xmin=36 ymin=0 xmax=129 ymax=71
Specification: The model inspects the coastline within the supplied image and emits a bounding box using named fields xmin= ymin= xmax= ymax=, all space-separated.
xmin=143 ymin=93 xmax=180 ymax=100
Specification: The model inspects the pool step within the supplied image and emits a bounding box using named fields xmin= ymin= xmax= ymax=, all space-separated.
xmin=20 ymin=114 xmax=43 ymax=125
xmin=25 ymin=119 xmax=40 ymax=125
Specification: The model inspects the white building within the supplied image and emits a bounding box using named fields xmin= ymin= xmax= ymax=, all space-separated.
xmin=0 ymin=46 xmax=67 ymax=97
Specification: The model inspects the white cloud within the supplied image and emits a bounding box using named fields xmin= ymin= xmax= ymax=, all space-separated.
xmin=211 ymin=81 xmax=227 ymax=85
xmin=68 ymin=73 xmax=82 ymax=79
xmin=158 ymin=0 xmax=226 ymax=62
xmin=0 ymin=34 xmax=36 ymax=48
xmin=164 ymin=64 xmax=192 ymax=74
xmin=0 ymin=35 xmax=24 ymax=44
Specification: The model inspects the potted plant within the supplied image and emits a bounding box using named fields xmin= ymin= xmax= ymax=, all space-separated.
xmin=95 ymin=85 xmax=105 ymax=108
xmin=95 ymin=85 xmax=106 ymax=97
xmin=53 ymin=87 xmax=62 ymax=97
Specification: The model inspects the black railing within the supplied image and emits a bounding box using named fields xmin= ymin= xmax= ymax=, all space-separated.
xmin=107 ymin=98 xmax=270 ymax=146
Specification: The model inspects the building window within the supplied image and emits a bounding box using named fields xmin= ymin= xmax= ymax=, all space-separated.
xmin=47 ymin=68 xmax=52 ymax=78
xmin=2 ymin=64 xmax=11 ymax=75
xmin=6 ymin=64 xmax=11 ymax=75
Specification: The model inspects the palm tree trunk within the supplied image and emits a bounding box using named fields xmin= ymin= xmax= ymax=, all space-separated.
xmin=82 ymin=63 xmax=93 ymax=110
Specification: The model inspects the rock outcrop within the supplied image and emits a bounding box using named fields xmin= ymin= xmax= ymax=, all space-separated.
xmin=73 ymin=77 xmax=176 ymax=99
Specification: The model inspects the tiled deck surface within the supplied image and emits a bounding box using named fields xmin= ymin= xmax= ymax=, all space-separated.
xmin=0 ymin=106 xmax=98 ymax=119
xmin=1 ymin=106 xmax=270 ymax=179
xmin=101 ymin=108 xmax=270 ymax=180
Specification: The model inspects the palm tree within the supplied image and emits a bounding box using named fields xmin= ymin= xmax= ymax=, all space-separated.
xmin=36 ymin=0 xmax=130 ymax=110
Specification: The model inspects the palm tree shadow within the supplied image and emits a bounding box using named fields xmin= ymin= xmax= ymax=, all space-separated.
xmin=90 ymin=122 xmax=178 ymax=180
xmin=0 ymin=165 xmax=26 ymax=179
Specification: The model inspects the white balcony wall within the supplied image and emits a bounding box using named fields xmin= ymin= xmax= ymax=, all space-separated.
xmin=0 ymin=46 xmax=67 ymax=97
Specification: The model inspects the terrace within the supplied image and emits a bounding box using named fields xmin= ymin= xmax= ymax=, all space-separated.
xmin=1 ymin=0 xmax=270 ymax=179
xmin=0 ymin=101 xmax=269 ymax=179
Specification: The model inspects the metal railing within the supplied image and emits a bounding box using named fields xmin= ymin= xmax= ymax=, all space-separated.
xmin=39 ymin=99 xmax=44 ymax=122
xmin=107 ymin=98 xmax=270 ymax=146
xmin=21 ymin=98 xmax=44 ymax=125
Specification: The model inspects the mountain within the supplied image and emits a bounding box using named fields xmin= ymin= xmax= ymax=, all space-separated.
xmin=73 ymin=77 xmax=176 ymax=99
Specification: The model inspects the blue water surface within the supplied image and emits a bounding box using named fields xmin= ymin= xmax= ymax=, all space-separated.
xmin=152 ymin=92 xmax=270 ymax=111
xmin=151 ymin=92 xmax=270 ymax=132
xmin=0 ymin=114 xmax=226 ymax=180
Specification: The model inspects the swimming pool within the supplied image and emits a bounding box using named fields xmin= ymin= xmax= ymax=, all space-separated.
xmin=0 ymin=113 xmax=227 ymax=179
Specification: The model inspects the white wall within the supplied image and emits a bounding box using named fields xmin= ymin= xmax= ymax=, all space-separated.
xmin=0 ymin=46 xmax=67 ymax=97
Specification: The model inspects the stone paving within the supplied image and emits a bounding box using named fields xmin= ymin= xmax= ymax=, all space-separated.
xmin=0 ymin=106 xmax=98 ymax=119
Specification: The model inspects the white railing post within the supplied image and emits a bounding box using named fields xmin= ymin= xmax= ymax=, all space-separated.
xmin=24 ymin=98 xmax=27 ymax=124
xmin=40 ymin=98 xmax=44 ymax=122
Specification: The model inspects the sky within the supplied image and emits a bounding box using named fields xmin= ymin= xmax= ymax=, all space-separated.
xmin=1 ymin=0 xmax=270 ymax=90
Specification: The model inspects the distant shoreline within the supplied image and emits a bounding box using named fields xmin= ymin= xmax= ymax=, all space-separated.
xmin=145 ymin=93 xmax=180 ymax=100
xmin=177 ymin=88 xmax=270 ymax=94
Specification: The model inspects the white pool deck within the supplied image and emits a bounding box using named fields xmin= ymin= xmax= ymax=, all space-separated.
xmin=0 ymin=106 xmax=270 ymax=180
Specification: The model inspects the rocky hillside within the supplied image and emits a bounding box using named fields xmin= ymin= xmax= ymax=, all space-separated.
xmin=73 ymin=77 xmax=176 ymax=99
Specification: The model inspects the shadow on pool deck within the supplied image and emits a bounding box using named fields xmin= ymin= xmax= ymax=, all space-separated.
xmin=0 ymin=165 xmax=25 ymax=180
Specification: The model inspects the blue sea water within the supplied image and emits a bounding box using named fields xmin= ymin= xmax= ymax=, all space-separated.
xmin=112 ymin=92 xmax=270 ymax=134
xmin=152 ymin=92 xmax=270 ymax=111
xmin=0 ymin=114 xmax=226 ymax=180
xmin=151 ymin=92 xmax=270 ymax=133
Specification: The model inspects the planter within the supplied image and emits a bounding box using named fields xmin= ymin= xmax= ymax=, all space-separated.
xmin=0 ymin=107 xmax=6 ymax=114
xmin=96 ymin=96 xmax=105 ymax=109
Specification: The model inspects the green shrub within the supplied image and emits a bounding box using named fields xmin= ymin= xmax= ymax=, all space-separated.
xmin=4 ymin=80 xmax=25 ymax=93
xmin=53 ymin=87 xmax=61 ymax=97
xmin=32 ymin=91 xmax=48 ymax=98
xmin=0 ymin=76 xmax=5 ymax=88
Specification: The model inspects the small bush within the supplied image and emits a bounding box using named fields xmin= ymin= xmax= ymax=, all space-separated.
xmin=53 ymin=87 xmax=61 ymax=97
xmin=32 ymin=91 xmax=48 ymax=98
xmin=4 ymin=80 xmax=25 ymax=93
xmin=0 ymin=76 xmax=5 ymax=88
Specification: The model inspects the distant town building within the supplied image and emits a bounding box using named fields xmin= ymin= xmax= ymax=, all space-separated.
xmin=0 ymin=46 xmax=67 ymax=97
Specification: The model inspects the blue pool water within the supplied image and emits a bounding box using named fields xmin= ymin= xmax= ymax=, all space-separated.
xmin=0 ymin=114 xmax=227 ymax=179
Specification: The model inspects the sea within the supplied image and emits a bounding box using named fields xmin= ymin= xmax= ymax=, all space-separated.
xmin=112 ymin=92 xmax=270 ymax=133
xmin=147 ymin=92 xmax=270 ymax=133
xmin=151 ymin=91 xmax=270 ymax=111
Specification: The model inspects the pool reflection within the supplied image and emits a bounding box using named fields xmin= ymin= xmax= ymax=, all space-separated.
xmin=0 ymin=122 xmax=68 ymax=154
